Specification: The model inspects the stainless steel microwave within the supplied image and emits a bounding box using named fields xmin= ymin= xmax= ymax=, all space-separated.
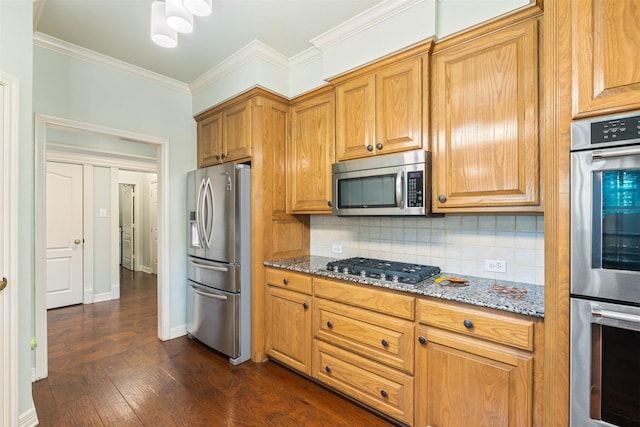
xmin=331 ymin=150 xmax=438 ymax=216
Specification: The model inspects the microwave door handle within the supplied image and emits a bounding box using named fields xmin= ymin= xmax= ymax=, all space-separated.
xmin=592 ymin=145 xmax=640 ymax=160
xmin=396 ymin=171 xmax=404 ymax=208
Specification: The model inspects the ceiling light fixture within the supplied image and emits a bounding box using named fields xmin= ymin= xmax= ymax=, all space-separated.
xmin=150 ymin=1 xmax=178 ymax=48
xmin=165 ymin=0 xmax=194 ymax=33
xmin=183 ymin=0 xmax=212 ymax=17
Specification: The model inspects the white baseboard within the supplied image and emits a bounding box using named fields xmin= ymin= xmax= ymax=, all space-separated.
xmin=139 ymin=265 xmax=152 ymax=274
xmin=93 ymin=292 xmax=113 ymax=303
xmin=167 ymin=324 xmax=187 ymax=340
xmin=19 ymin=407 xmax=39 ymax=427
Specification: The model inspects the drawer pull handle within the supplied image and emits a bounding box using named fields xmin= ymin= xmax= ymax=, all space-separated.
xmin=381 ymin=339 xmax=389 ymax=347
xmin=463 ymin=319 xmax=474 ymax=329
xmin=326 ymin=321 xmax=333 ymax=329
xmin=302 ymin=302 xmax=308 ymax=310
xmin=418 ymin=336 xmax=427 ymax=345
xmin=325 ymin=366 xmax=332 ymax=373
xmin=283 ymin=278 xmax=288 ymax=285
xmin=380 ymin=389 xmax=388 ymax=398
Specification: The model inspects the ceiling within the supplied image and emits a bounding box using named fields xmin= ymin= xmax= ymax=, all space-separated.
xmin=34 ymin=0 xmax=385 ymax=85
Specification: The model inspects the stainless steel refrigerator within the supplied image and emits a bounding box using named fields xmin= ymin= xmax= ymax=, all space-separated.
xmin=186 ymin=163 xmax=251 ymax=365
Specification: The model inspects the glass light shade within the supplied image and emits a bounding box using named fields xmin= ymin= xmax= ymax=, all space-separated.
xmin=165 ymin=0 xmax=194 ymax=33
xmin=151 ymin=1 xmax=178 ymax=48
xmin=183 ymin=0 xmax=212 ymax=17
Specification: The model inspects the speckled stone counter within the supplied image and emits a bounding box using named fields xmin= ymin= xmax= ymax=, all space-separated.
xmin=264 ymin=256 xmax=544 ymax=318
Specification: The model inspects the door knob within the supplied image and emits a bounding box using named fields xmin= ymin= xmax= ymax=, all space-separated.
xmin=0 ymin=277 xmax=6 ymax=292
xmin=74 ymin=239 xmax=82 ymax=245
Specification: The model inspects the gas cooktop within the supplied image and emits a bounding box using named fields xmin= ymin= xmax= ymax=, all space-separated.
xmin=326 ymin=257 xmax=441 ymax=285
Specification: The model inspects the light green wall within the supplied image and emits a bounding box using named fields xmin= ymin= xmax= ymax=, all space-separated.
xmin=33 ymin=46 xmax=196 ymax=332
xmin=0 ymin=0 xmax=35 ymax=419
xmin=93 ymin=166 xmax=112 ymax=296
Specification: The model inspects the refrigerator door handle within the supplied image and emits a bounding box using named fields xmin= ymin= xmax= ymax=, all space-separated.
xmin=196 ymin=177 xmax=207 ymax=248
xmin=189 ymin=260 xmax=229 ymax=272
xmin=201 ymin=177 xmax=214 ymax=249
xmin=190 ymin=284 xmax=228 ymax=301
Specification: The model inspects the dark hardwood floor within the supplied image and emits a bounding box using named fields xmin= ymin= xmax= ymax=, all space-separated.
xmin=33 ymin=268 xmax=396 ymax=426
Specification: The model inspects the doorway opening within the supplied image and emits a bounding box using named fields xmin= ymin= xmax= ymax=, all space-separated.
xmin=34 ymin=114 xmax=169 ymax=380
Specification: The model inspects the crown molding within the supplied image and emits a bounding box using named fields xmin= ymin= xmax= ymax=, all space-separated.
xmin=189 ymin=39 xmax=289 ymax=93
xmin=310 ymin=0 xmax=424 ymax=51
xmin=289 ymin=46 xmax=323 ymax=69
xmin=33 ymin=32 xmax=191 ymax=94
xmin=46 ymin=142 xmax=158 ymax=172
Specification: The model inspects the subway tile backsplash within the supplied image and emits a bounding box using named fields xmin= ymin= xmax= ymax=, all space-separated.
xmin=310 ymin=215 xmax=545 ymax=286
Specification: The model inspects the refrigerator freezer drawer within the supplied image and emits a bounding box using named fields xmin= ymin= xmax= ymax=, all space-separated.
xmin=187 ymin=257 xmax=240 ymax=293
xmin=187 ymin=281 xmax=239 ymax=358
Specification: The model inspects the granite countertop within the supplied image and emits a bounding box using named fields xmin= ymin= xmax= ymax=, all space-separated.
xmin=264 ymin=256 xmax=544 ymax=318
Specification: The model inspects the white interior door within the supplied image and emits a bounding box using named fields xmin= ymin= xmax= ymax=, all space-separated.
xmin=120 ymin=184 xmax=134 ymax=270
xmin=46 ymin=161 xmax=84 ymax=309
xmin=150 ymin=179 xmax=158 ymax=275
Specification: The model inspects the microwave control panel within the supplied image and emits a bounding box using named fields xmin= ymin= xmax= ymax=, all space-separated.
xmin=407 ymin=171 xmax=424 ymax=207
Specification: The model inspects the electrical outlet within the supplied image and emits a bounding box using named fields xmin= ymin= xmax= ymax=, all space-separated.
xmin=332 ymin=244 xmax=343 ymax=254
xmin=485 ymin=259 xmax=507 ymax=273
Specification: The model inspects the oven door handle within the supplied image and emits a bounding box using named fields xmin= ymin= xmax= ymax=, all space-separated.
xmin=592 ymin=145 xmax=640 ymax=160
xmin=592 ymin=309 xmax=640 ymax=330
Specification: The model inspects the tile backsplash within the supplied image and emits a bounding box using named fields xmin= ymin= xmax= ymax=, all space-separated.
xmin=310 ymin=215 xmax=544 ymax=286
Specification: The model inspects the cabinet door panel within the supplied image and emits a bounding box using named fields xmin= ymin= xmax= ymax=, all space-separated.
xmin=197 ymin=113 xmax=223 ymax=167
xmin=375 ymin=57 xmax=422 ymax=154
xmin=415 ymin=325 xmax=533 ymax=427
xmin=223 ymin=100 xmax=251 ymax=162
xmin=432 ymin=19 xmax=539 ymax=211
xmin=288 ymin=91 xmax=335 ymax=213
xmin=265 ymin=286 xmax=312 ymax=375
xmin=335 ymin=75 xmax=375 ymax=161
xmin=574 ymin=0 xmax=640 ymax=116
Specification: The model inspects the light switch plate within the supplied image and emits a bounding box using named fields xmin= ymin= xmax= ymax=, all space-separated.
xmin=99 ymin=208 xmax=107 ymax=218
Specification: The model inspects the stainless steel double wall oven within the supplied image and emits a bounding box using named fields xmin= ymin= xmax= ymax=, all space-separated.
xmin=570 ymin=112 xmax=640 ymax=427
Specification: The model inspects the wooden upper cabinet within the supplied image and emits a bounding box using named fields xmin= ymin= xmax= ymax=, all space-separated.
xmin=195 ymin=98 xmax=252 ymax=167
xmin=223 ymin=99 xmax=252 ymax=162
xmin=574 ymin=0 xmax=640 ymax=117
xmin=334 ymin=49 xmax=428 ymax=161
xmin=431 ymin=18 xmax=540 ymax=212
xmin=287 ymin=87 xmax=335 ymax=214
xmin=197 ymin=112 xmax=223 ymax=167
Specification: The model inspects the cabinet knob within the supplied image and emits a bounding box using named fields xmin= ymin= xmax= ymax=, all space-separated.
xmin=327 ymin=200 xmax=332 ymax=207
xmin=367 ymin=144 xmax=374 ymax=152
xmin=381 ymin=339 xmax=389 ymax=347
xmin=376 ymin=142 xmax=383 ymax=150
xmin=380 ymin=389 xmax=388 ymax=398
xmin=438 ymin=195 xmax=447 ymax=203
xmin=418 ymin=336 xmax=427 ymax=345
xmin=325 ymin=366 xmax=332 ymax=373
xmin=215 ymin=155 xmax=220 ymax=160
xmin=326 ymin=321 xmax=333 ymax=329
xmin=463 ymin=319 xmax=474 ymax=329
xmin=221 ymin=153 xmax=226 ymax=159
xmin=283 ymin=278 xmax=288 ymax=285
xmin=302 ymin=302 xmax=308 ymax=310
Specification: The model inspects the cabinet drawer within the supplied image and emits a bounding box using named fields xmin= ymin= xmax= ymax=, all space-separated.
xmin=314 ymin=298 xmax=414 ymax=373
xmin=314 ymin=278 xmax=415 ymax=320
xmin=417 ymin=298 xmax=534 ymax=351
xmin=265 ymin=268 xmax=312 ymax=295
xmin=313 ymin=340 xmax=414 ymax=425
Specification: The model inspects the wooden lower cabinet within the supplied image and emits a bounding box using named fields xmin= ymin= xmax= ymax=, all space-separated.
xmin=415 ymin=325 xmax=534 ymax=427
xmin=313 ymin=340 xmax=414 ymax=425
xmin=265 ymin=285 xmax=312 ymax=375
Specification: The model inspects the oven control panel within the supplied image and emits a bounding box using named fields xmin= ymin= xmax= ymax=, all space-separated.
xmin=591 ymin=114 xmax=640 ymax=144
